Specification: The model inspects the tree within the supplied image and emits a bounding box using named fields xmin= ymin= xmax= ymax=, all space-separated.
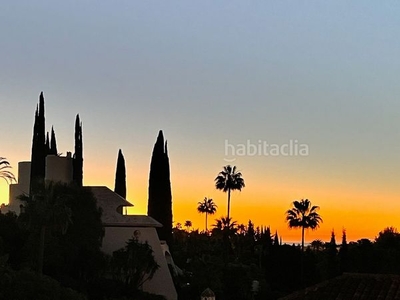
xmin=30 ymin=92 xmax=46 ymax=194
xmin=111 ymin=237 xmax=159 ymax=290
xmin=285 ymin=199 xmax=322 ymax=252
xmin=375 ymin=227 xmax=400 ymax=248
xmin=184 ymin=220 xmax=192 ymax=232
xmin=212 ymin=217 xmax=238 ymax=237
xmin=49 ymin=126 xmax=58 ymax=155
xmin=197 ymin=197 xmax=217 ymax=232
xmin=19 ymin=181 xmax=73 ymax=274
xmin=311 ymin=239 xmax=324 ymax=251
xmin=48 ymin=185 xmax=104 ymax=285
xmin=45 ymin=132 xmax=50 ymax=154
xmin=215 ymin=165 xmax=245 ymax=220
xmin=147 ymin=130 xmax=173 ymax=245
xmin=326 ymin=230 xmax=338 ymax=278
xmin=285 ymin=199 xmax=322 ymax=285
xmin=0 ymin=157 xmax=16 ymax=184
xmin=274 ymin=231 xmax=280 ymax=246
xmin=73 ymin=114 xmax=83 ymax=187
xmin=339 ymin=229 xmax=348 ymax=272
xmin=114 ymin=149 xmax=126 ymax=199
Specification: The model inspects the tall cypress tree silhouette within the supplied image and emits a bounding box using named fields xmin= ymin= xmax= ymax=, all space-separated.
xmin=147 ymin=130 xmax=172 ymax=245
xmin=45 ymin=132 xmax=50 ymax=154
xmin=49 ymin=126 xmax=58 ymax=155
xmin=30 ymin=92 xmax=46 ymax=194
xmin=73 ymin=114 xmax=83 ymax=187
xmin=114 ymin=149 xmax=126 ymax=199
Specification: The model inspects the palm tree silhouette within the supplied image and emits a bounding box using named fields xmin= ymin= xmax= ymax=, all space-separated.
xmin=212 ymin=216 xmax=238 ymax=235
xmin=285 ymin=199 xmax=322 ymax=252
xmin=0 ymin=157 xmax=16 ymax=183
xmin=286 ymin=199 xmax=322 ymax=286
xmin=215 ymin=165 xmax=245 ymax=220
xmin=197 ymin=197 xmax=217 ymax=232
xmin=184 ymin=220 xmax=192 ymax=232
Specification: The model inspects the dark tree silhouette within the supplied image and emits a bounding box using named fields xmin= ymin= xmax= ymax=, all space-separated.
xmin=285 ymin=199 xmax=322 ymax=252
xmin=147 ymin=130 xmax=172 ymax=245
xmin=0 ymin=157 xmax=16 ymax=183
xmin=114 ymin=149 xmax=126 ymax=199
xmin=73 ymin=114 xmax=83 ymax=187
xmin=215 ymin=165 xmax=245 ymax=220
xmin=45 ymin=132 xmax=50 ymax=154
xmin=274 ymin=231 xmax=280 ymax=246
xmin=49 ymin=126 xmax=58 ymax=155
xmin=212 ymin=216 xmax=238 ymax=236
xmin=311 ymin=239 xmax=324 ymax=251
xmin=197 ymin=197 xmax=217 ymax=232
xmin=184 ymin=220 xmax=192 ymax=232
xmin=327 ymin=229 xmax=339 ymax=278
xmin=286 ymin=199 xmax=322 ymax=286
xmin=111 ymin=237 xmax=159 ymax=290
xmin=19 ymin=181 xmax=72 ymax=274
xmin=30 ymin=92 xmax=46 ymax=194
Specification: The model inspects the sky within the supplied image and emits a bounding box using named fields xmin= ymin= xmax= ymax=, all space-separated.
xmin=1 ymin=1 xmax=400 ymax=243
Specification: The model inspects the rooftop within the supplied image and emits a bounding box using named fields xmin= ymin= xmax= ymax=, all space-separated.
xmin=87 ymin=186 xmax=161 ymax=228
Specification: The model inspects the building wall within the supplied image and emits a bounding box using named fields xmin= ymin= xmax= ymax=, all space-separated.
xmin=8 ymin=161 xmax=31 ymax=213
xmin=45 ymin=154 xmax=73 ymax=183
xmin=103 ymin=226 xmax=177 ymax=300
xmin=8 ymin=156 xmax=73 ymax=213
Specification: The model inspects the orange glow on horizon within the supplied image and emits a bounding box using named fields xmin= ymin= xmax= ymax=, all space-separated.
xmin=2 ymin=157 xmax=399 ymax=246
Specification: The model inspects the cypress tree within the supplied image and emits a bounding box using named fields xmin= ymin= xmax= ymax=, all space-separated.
xmin=45 ymin=132 xmax=50 ymax=154
xmin=114 ymin=149 xmax=126 ymax=199
xmin=327 ymin=230 xmax=339 ymax=278
xmin=49 ymin=126 xmax=58 ymax=155
xmin=274 ymin=231 xmax=279 ymax=246
xmin=339 ymin=229 xmax=349 ymax=273
xmin=73 ymin=114 xmax=83 ymax=187
xmin=147 ymin=130 xmax=173 ymax=245
xmin=264 ymin=226 xmax=272 ymax=248
xmin=30 ymin=92 xmax=46 ymax=194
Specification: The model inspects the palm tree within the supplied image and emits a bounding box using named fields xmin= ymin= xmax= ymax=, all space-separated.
xmin=212 ymin=216 xmax=238 ymax=237
xmin=0 ymin=157 xmax=16 ymax=183
xmin=286 ymin=199 xmax=322 ymax=286
xmin=184 ymin=220 xmax=192 ymax=232
xmin=285 ymin=199 xmax=322 ymax=252
xmin=311 ymin=239 xmax=324 ymax=251
xmin=197 ymin=197 xmax=217 ymax=232
xmin=215 ymin=165 xmax=245 ymax=220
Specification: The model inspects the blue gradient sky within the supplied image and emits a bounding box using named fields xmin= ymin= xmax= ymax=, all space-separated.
xmin=1 ymin=1 xmax=400 ymax=242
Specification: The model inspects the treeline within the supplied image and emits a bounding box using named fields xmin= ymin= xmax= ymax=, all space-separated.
xmin=170 ymin=223 xmax=400 ymax=300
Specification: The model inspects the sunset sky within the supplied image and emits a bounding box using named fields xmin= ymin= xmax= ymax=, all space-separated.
xmin=1 ymin=1 xmax=400 ymax=243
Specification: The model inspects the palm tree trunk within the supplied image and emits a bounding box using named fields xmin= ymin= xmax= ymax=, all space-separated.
xmin=38 ymin=225 xmax=46 ymax=275
xmin=301 ymin=226 xmax=305 ymax=287
xmin=205 ymin=212 xmax=208 ymax=233
xmin=227 ymin=188 xmax=231 ymax=220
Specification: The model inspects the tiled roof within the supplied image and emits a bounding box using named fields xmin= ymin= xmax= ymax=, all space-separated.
xmin=279 ymin=273 xmax=400 ymax=300
xmin=86 ymin=186 xmax=162 ymax=228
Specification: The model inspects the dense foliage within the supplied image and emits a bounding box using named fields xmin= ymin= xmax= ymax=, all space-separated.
xmin=170 ymin=222 xmax=400 ymax=300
